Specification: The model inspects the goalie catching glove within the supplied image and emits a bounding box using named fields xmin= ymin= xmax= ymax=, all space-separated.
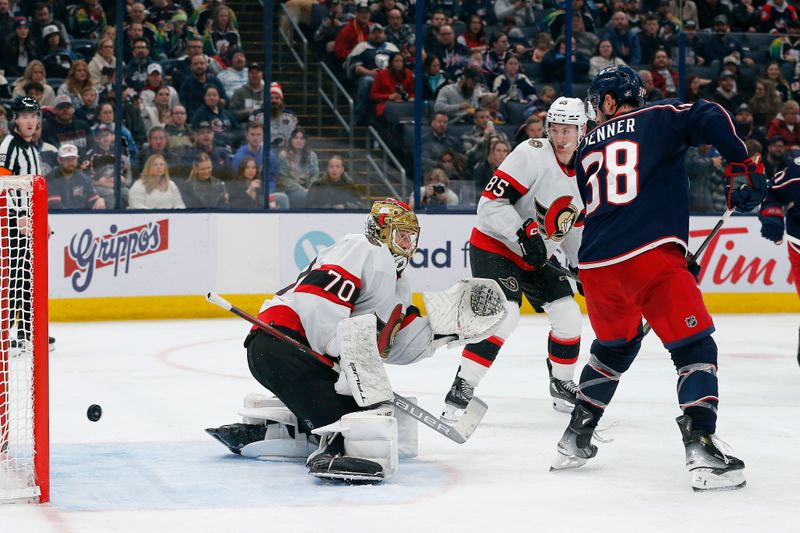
xmin=422 ymin=278 xmax=508 ymax=349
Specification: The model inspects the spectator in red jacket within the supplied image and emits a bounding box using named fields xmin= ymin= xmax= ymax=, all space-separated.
xmin=650 ymin=47 xmax=679 ymax=97
xmin=767 ymin=99 xmax=800 ymax=148
xmin=334 ymin=2 xmax=372 ymax=61
xmin=760 ymin=0 xmax=798 ymax=34
xmin=370 ymin=52 xmax=415 ymax=118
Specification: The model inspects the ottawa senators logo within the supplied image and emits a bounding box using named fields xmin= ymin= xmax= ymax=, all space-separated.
xmin=528 ymin=139 xmax=543 ymax=148
xmin=535 ymin=196 xmax=580 ymax=242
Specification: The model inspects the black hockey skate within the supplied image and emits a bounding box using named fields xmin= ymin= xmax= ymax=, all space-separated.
xmin=441 ymin=368 xmax=474 ymax=423
xmin=676 ymin=415 xmax=746 ymax=492
xmin=205 ymin=423 xmax=268 ymax=455
xmin=307 ymin=453 xmax=384 ymax=484
xmin=550 ymin=405 xmax=598 ymax=471
xmin=547 ymin=359 xmax=578 ymax=413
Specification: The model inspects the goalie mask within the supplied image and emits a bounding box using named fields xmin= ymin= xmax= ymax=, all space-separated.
xmin=366 ymin=198 xmax=420 ymax=273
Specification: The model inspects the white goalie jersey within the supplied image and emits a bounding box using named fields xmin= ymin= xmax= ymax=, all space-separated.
xmin=257 ymin=234 xmax=435 ymax=366
xmin=470 ymin=137 xmax=585 ymax=269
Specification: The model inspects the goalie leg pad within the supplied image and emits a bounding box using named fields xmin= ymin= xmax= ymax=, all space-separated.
xmin=233 ymin=394 xmax=315 ymax=459
xmin=336 ymin=314 xmax=394 ymax=407
xmin=310 ymin=406 xmax=399 ymax=480
xmin=542 ymin=296 xmax=582 ymax=381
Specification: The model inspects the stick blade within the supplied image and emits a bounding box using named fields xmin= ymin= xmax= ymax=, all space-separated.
xmin=450 ymin=397 xmax=488 ymax=443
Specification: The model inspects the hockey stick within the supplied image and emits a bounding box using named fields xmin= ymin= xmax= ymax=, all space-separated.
xmin=205 ymin=292 xmax=487 ymax=444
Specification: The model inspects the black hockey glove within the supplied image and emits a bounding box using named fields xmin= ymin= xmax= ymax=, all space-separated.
xmin=725 ymin=157 xmax=766 ymax=213
xmin=569 ymin=266 xmax=584 ymax=296
xmin=517 ymin=218 xmax=547 ymax=269
xmin=759 ymin=205 xmax=785 ymax=243
xmin=686 ymin=252 xmax=702 ymax=283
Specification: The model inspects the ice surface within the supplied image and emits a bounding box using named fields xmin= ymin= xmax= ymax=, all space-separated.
xmin=2 ymin=314 xmax=799 ymax=532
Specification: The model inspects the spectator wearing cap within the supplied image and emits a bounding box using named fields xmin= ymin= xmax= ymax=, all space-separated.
xmin=764 ymin=135 xmax=789 ymax=178
xmin=125 ymin=37 xmax=155 ymax=93
xmin=429 ymin=24 xmax=470 ymax=82
xmin=767 ymin=99 xmax=800 ymax=149
xmin=165 ymin=10 xmax=200 ymax=59
xmin=494 ymin=0 xmax=535 ymax=28
xmin=734 ymin=103 xmax=768 ymax=149
xmin=0 ymin=0 xmax=13 ymax=44
xmin=651 ymin=47 xmax=679 ymax=98
xmin=698 ymin=0 xmax=731 ymax=30
xmin=84 ymin=124 xmax=133 ymax=194
xmin=335 ymin=1 xmax=373 ymax=62
xmin=74 ymin=0 xmax=107 ymax=40
xmin=2 ymin=17 xmax=37 ymax=77
xmin=601 ymin=11 xmax=642 ymax=65
xmin=268 ymin=82 xmax=298 ymax=150
xmin=703 ymin=15 xmax=744 ymax=66
xmin=185 ymin=120 xmax=234 ymax=181
xmin=732 ymin=0 xmax=760 ymax=32
xmin=345 ymin=23 xmax=400 ymax=124
xmin=217 ymin=47 xmax=248 ymax=96
xmin=88 ymin=37 xmax=116 ymax=86
xmin=760 ymin=0 xmax=798 ymax=34
xmin=674 ymin=19 xmax=707 ymax=66
xmin=542 ymin=35 xmax=590 ymax=83
xmin=31 ymin=3 xmax=70 ymax=52
xmin=40 ymin=24 xmax=76 ymax=78
xmin=370 ymin=52 xmax=415 ymax=119
xmin=179 ymin=52 xmax=228 ymax=116
xmin=231 ymin=62 xmax=264 ymax=123
xmin=42 ymin=95 xmax=93 ymax=155
xmin=191 ymin=84 xmax=241 ymax=150
xmin=46 ymin=143 xmax=105 ymax=210
xmin=140 ymin=63 xmax=180 ymax=109
xmin=435 ymin=67 xmax=481 ymax=124
xmin=202 ymin=4 xmax=240 ymax=57
xmin=712 ymin=70 xmax=745 ymax=114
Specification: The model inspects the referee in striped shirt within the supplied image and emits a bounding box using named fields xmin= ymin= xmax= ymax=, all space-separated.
xmin=0 ymin=96 xmax=54 ymax=351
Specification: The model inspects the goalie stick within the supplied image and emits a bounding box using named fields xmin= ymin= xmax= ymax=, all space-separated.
xmin=205 ymin=292 xmax=487 ymax=444
xmin=546 ymin=208 xmax=735 ymax=336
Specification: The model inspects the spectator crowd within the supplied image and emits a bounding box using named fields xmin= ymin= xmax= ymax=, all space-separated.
xmin=3 ymin=0 xmax=800 ymax=211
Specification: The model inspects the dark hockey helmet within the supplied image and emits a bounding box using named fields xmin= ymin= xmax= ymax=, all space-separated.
xmin=586 ymin=65 xmax=646 ymax=112
xmin=9 ymin=96 xmax=41 ymax=121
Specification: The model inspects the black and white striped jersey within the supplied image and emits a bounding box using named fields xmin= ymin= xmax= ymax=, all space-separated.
xmin=0 ymin=131 xmax=42 ymax=176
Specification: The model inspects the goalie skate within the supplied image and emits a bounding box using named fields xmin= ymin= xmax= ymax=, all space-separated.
xmin=307 ymin=453 xmax=384 ymax=484
xmin=205 ymin=423 xmax=268 ymax=455
xmin=550 ymin=405 xmax=598 ymax=471
xmin=441 ymin=369 xmax=474 ymax=423
xmin=547 ymin=359 xmax=577 ymax=413
xmin=676 ymin=415 xmax=746 ymax=492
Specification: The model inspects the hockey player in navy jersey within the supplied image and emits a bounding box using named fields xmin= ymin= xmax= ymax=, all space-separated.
xmin=550 ymin=65 xmax=765 ymax=492
xmin=441 ymin=97 xmax=589 ymax=421
xmin=759 ymin=159 xmax=800 ymax=364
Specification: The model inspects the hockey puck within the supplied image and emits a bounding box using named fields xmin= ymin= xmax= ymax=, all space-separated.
xmin=87 ymin=404 xmax=102 ymax=422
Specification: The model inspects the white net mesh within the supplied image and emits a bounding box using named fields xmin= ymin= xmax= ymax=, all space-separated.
xmin=0 ymin=176 xmax=40 ymax=502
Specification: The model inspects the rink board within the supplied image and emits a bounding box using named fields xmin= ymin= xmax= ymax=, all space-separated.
xmin=47 ymin=212 xmax=799 ymax=321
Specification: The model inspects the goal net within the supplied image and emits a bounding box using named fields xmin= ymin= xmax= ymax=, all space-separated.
xmin=0 ymin=174 xmax=49 ymax=504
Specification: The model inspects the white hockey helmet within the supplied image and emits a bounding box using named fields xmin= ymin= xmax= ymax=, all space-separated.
xmin=545 ymin=97 xmax=589 ymax=144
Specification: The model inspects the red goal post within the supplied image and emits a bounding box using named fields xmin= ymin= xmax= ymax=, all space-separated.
xmin=0 ymin=174 xmax=49 ymax=503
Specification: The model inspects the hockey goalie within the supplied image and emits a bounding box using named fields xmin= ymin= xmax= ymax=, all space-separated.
xmin=206 ymin=199 xmax=507 ymax=483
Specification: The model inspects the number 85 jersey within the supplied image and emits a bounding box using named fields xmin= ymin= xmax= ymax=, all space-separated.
xmin=471 ymin=137 xmax=585 ymax=270
xmin=575 ymin=99 xmax=748 ymax=268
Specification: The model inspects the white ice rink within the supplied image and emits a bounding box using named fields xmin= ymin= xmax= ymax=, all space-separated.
xmin=2 ymin=313 xmax=799 ymax=532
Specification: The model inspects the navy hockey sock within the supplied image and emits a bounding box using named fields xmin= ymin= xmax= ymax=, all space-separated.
xmin=671 ymin=335 xmax=719 ymax=435
xmin=576 ymin=338 xmax=640 ymax=423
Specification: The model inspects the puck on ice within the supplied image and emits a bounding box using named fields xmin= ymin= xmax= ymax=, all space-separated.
xmin=87 ymin=404 xmax=102 ymax=422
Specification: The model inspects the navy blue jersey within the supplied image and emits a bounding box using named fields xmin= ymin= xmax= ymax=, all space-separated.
xmin=765 ymin=159 xmax=800 ymax=244
xmin=575 ymin=99 xmax=748 ymax=268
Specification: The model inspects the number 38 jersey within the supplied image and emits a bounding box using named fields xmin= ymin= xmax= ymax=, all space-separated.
xmin=257 ymin=234 xmax=431 ymax=364
xmin=575 ymin=99 xmax=748 ymax=268
xmin=470 ymin=137 xmax=585 ymax=270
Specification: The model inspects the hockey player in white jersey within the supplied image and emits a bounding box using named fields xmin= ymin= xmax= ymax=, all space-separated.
xmin=206 ymin=199 xmax=506 ymax=483
xmin=442 ymin=97 xmax=589 ymax=421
